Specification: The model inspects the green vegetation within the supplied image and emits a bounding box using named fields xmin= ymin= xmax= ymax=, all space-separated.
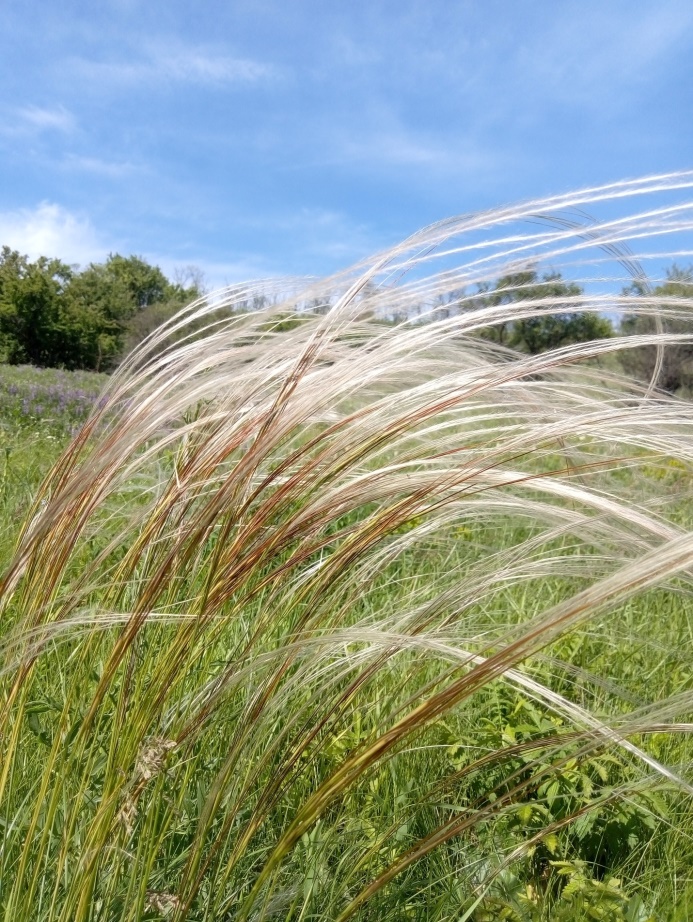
xmin=0 ymin=244 xmax=617 ymax=375
xmin=0 ymin=366 xmax=107 ymax=567
xmin=621 ymin=266 xmax=693 ymax=396
xmin=1 ymin=176 xmax=693 ymax=921
xmin=0 ymin=363 xmax=107 ymax=432
xmin=0 ymin=248 xmax=202 ymax=371
xmin=474 ymin=269 xmax=613 ymax=353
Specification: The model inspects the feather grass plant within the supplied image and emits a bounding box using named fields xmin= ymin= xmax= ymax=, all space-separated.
xmin=3 ymin=174 xmax=693 ymax=919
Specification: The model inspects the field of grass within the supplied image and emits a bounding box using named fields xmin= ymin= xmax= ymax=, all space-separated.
xmin=0 ymin=366 xmax=108 ymax=567
xmin=2 ymin=177 xmax=693 ymax=922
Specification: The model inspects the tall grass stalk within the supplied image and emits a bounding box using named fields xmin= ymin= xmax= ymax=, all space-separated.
xmin=3 ymin=173 xmax=693 ymax=919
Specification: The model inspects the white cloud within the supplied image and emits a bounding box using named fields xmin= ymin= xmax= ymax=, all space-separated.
xmin=310 ymin=120 xmax=501 ymax=181
xmin=0 ymin=203 xmax=109 ymax=265
xmin=61 ymin=154 xmax=137 ymax=178
xmin=162 ymin=49 xmax=270 ymax=83
xmin=0 ymin=204 xmax=276 ymax=288
xmin=72 ymin=41 xmax=276 ymax=88
xmin=342 ymin=131 xmax=468 ymax=169
xmin=2 ymin=105 xmax=76 ymax=136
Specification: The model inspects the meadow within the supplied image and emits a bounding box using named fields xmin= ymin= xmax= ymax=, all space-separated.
xmin=1 ymin=175 xmax=693 ymax=921
xmin=0 ymin=366 xmax=107 ymax=567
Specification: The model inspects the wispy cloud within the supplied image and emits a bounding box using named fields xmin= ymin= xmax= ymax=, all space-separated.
xmin=3 ymin=104 xmax=76 ymax=136
xmin=341 ymin=131 xmax=486 ymax=170
xmin=61 ymin=154 xmax=138 ymax=178
xmin=308 ymin=119 xmax=501 ymax=182
xmin=0 ymin=202 xmax=109 ymax=265
xmin=71 ymin=40 xmax=277 ymax=89
xmin=516 ymin=1 xmax=693 ymax=107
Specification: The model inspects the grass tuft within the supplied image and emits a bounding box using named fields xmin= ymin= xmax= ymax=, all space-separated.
xmin=3 ymin=173 xmax=693 ymax=920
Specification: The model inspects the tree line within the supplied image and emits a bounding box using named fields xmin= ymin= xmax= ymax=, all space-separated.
xmin=419 ymin=265 xmax=693 ymax=395
xmin=1 ymin=244 xmax=692 ymax=394
xmin=0 ymin=247 xmax=202 ymax=371
xmin=619 ymin=266 xmax=693 ymax=395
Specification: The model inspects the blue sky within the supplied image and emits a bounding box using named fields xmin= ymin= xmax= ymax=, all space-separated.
xmin=1 ymin=0 xmax=692 ymax=290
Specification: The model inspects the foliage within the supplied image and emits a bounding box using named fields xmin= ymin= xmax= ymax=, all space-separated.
xmin=475 ymin=269 xmax=613 ymax=353
xmin=447 ymin=694 xmax=667 ymax=918
xmin=0 ymin=248 xmax=201 ymax=372
xmin=620 ymin=266 xmax=693 ymax=395
xmin=475 ymin=860 xmax=654 ymax=922
xmin=0 ymin=247 xmax=74 ymax=367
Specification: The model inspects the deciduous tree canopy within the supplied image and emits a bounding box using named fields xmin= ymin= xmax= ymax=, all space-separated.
xmin=475 ymin=269 xmax=613 ymax=354
xmin=620 ymin=266 xmax=693 ymax=395
xmin=0 ymin=253 xmax=620 ymax=372
xmin=0 ymin=249 xmax=202 ymax=371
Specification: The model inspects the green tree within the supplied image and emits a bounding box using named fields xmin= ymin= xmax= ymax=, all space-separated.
xmin=0 ymin=247 xmax=75 ymax=367
xmin=117 ymin=261 xmax=204 ymax=355
xmin=620 ymin=265 xmax=693 ymax=394
xmin=476 ymin=269 xmax=612 ymax=353
xmin=98 ymin=254 xmax=172 ymax=310
xmin=0 ymin=248 xmax=202 ymax=371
